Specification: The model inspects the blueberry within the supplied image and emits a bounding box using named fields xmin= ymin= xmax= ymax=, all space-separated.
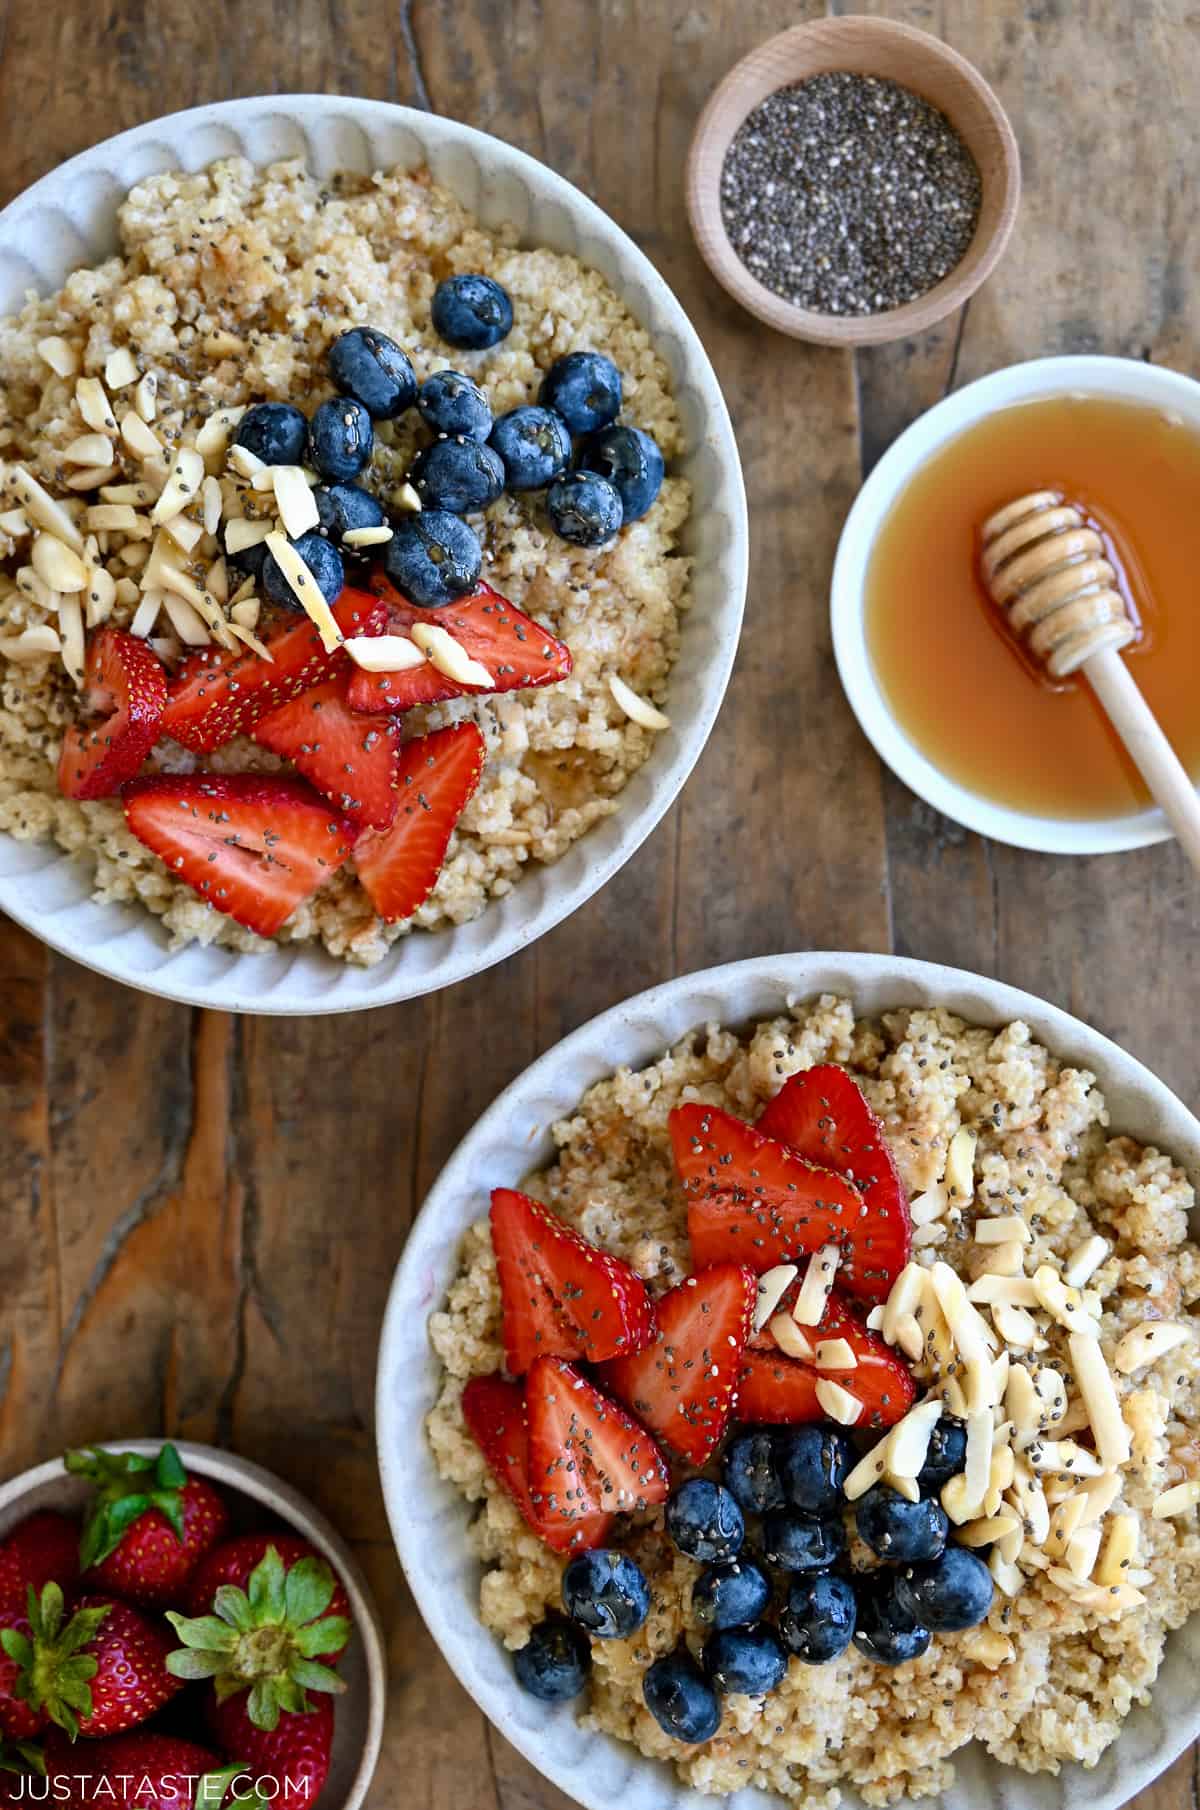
xmin=417 ymin=369 xmax=494 ymax=443
xmin=779 ymin=1572 xmax=857 ymax=1665
xmin=577 ymin=424 xmax=664 ymax=522
xmin=546 ymin=472 xmax=623 ymax=547
xmin=308 ymin=396 xmax=373 ymax=482
xmin=512 ymin=1616 xmax=591 ymax=1702
xmin=431 ymin=273 xmax=514 ymax=351
xmin=383 ymin=511 xmax=482 ymax=609
xmin=665 ymin=1480 xmax=744 ymax=1564
xmin=328 ymin=326 xmax=416 ymax=420
xmin=894 ymin=1545 xmax=994 ymax=1632
xmin=538 ymin=351 xmax=622 ymax=435
xmin=775 ymin=1426 xmax=855 ymax=1518
xmin=852 ymin=1572 xmax=931 ymax=1666
xmin=856 ymin=1487 xmax=949 ymax=1565
xmin=702 ymin=1623 xmax=788 ymax=1697
xmin=722 ymin=1429 xmax=785 ymax=1516
xmin=489 ymin=406 xmax=572 ymax=491
xmin=313 ymin=482 xmax=386 ymax=546
xmin=409 ymin=439 xmax=506 ymax=515
xmin=761 ymin=1510 xmax=846 ymax=1573
xmin=233 ymin=402 xmax=308 ymax=468
xmin=642 ymin=1649 xmax=721 ymax=1744
xmin=261 ymin=531 xmax=345 ymax=613
xmin=918 ymin=1417 xmax=968 ymax=1494
xmin=227 ymin=536 xmax=270 ymax=581
xmin=561 ymin=1549 xmax=650 ymax=1640
xmin=691 ymin=1558 xmax=771 ymax=1631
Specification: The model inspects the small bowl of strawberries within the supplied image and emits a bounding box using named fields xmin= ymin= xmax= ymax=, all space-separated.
xmin=0 ymin=1441 xmax=384 ymax=1810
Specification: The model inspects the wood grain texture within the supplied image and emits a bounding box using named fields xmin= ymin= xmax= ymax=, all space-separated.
xmin=0 ymin=5 xmax=1195 ymax=1810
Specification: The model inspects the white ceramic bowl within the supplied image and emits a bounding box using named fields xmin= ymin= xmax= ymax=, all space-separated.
xmin=0 ymin=96 xmax=747 ymax=1014
xmin=832 ymin=354 xmax=1200 ymax=854
xmin=0 ymin=1439 xmax=385 ymax=1810
xmin=376 ymin=950 xmax=1200 ymax=1810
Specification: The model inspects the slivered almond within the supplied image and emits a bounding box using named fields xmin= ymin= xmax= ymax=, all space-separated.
xmin=1077 ymin=1471 xmax=1123 ymax=1523
xmin=225 ymin=517 xmax=273 ymax=555
xmin=58 ymin=595 xmax=84 ymax=684
xmin=814 ymin=1378 xmax=862 ymax=1426
xmin=393 ymin=480 xmax=421 ymax=513
xmin=912 ymin=1223 xmax=947 ymax=1249
xmin=969 ymin=1276 xmax=1040 ymax=1307
xmin=343 ymin=524 xmax=393 ymax=548
xmin=1114 ymin=1321 xmax=1190 ymax=1375
xmin=975 ymin=1216 xmax=1032 ymax=1245
xmin=992 ymin=1300 xmax=1039 ymax=1349
xmin=963 ymin=1354 xmax=997 ymax=1415
xmin=609 ymin=672 xmax=670 ymax=731
xmin=1064 ymin=1235 xmax=1109 ymax=1289
xmin=167 ymin=514 xmax=204 ymax=555
xmin=202 ymin=475 xmax=223 ymax=537
xmin=962 ymin=1410 xmax=993 ymax=1514
xmin=1033 ymin=1265 xmax=1096 ymax=1335
xmin=974 ymin=1240 xmax=1025 ymax=1279
xmin=884 ymin=1473 xmax=921 ymax=1504
xmin=134 ymin=372 xmax=159 ymax=422
xmin=752 ymin=1265 xmax=799 ymax=1334
xmin=411 ymin=620 xmax=493 ymax=689
xmin=342 ymin=633 xmax=426 ymax=675
xmin=992 ymin=1351 xmax=1011 ymax=1402
xmin=1095 ymin=1513 xmax=1139 ymax=1584
xmin=958 ymin=1512 xmax=1020 ymax=1548
xmin=16 ymin=564 xmax=59 ymax=612
xmin=100 ymin=483 xmax=154 ymax=506
xmin=1026 ymin=1438 xmax=1104 ymax=1478
xmin=882 ymin=1263 xmax=925 ymax=1345
xmin=113 ymin=576 xmax=140 ymax=609
xmin=32 ymin=533 xmax=88 ymax=594
xmin=882 ymin=1398 xmax=942 ymax=1479
xmin=960 ymin=1627 xmax=1015 ymax=1668
xmin=85 ymin=504 xmax=139 ymax=534
xmin=0 ymin=623 xmax=60 ymax=660
xmin=997 ymin=1518 xmax=1023 ymax=1564
xmin=865 ymin=1306 xmax=886 ymax=1333
xmin=940 ymin=1473 xmax=976 ymax=1525
xmin=931 ymin=1262 xmax=996 ymax=1365
xmin=230 ymin=599 xmax=262 ymax=632
xmin=228 ymin=443 xmax=266 ymax=479
xmin=84 ymin=565 xmax=116 ymax=626
xmin=9 ymin=465 xmax=84 ymax=551
xmin=1069 ymin=1331 xmax=1131 ymax=1469
xmin=63 ymin=432 xmax=115 ymax=467
xmin=76 ymin=376 xmax=116 ymax=433
xmin=984 ymin=1440 xmax=1015 ymax=1516
xmin=273 ymin=465 xmax=320 ymax=538
xmin=942 ymin=1375 xmax=968 ymax=1419
xmin=1065 ymin=1524 xmax=1102 ymax=1580
xmin=769 ymin=1314 xmax=816 ymax=1362
xmin=36 ymin=336 xmax=79 ymax=378
xmin=1152 ymin=1479 xmax=1200 ymax=1519
xmin=1010 ymin=1455 xmax=1051 ymax=1543
xmin=104 ymin=347 xmax=139 ymax=389
xmin=989 ymin=1549 xmax=1023 ymax=1596
xmin=64 ymin=463 xmax=117 ymax=491
xmin=792 ymin=1243 xmax=841 ymax=1326
xmin=893 ymin=1313 xmax=925 ymax=1363
xmin=944 ymin=1126 xmax=977 ymax=1202
xmin=909 ymin=1185 xmax=947 ymax=1226
xmin=196 ymin=405 xmax=249 ymax=460
xmin=843 ymin=1443 xmax=889 ymax=1502
xmin=0 ymin=507 xmax=29 ymax=537
xmin=121 ymin=411 xmax=162 ymax=459
xmin=161 ymin=591 xmax=211 ymax=646
xmin=815 ymin=1338 xmax=856 ymax=1370
xmin=1032 ymin=1365 xmax=1068 ymax=1427
xmin=1045 ymin=1491 xmax=1087 ymax=1555
xmin=152 ymin=447 xmax=205 ymax=525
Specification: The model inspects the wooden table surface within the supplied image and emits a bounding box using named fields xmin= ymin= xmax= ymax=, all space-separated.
xmin=1 ymin=2 xmax=1197 ymax=1807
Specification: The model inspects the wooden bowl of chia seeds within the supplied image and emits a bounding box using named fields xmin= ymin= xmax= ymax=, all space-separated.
xmin=686 ymin=16 xmax=1020 ymax=346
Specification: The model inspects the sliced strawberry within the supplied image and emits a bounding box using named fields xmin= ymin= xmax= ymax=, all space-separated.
xmin=57 ymin=627 xmax=166 ymax=800
xmin=757 ymin=1065 xmax=912 ymax=1274
xmin=671 ymin=1103 xmax=899 ymax=1304
xmin=346 ymin=578 xmax=572 ymax=714
xmin=121 ymin=774 xmax=355 ymax=936
xmin=738 ymin=1288 xmax=915 ymax=1430
xmin=161 ymin=589 xmax=385 ymax=752
xmin=251 ymin=670 xmax=401 ymax=830
xmin=598 ymin=1263 xmax=757 ymax=1464
xmin=353 ymin=721 xmax=486 ymax=923
xmin=461 ymin=1373 xmax=611 ymax=1554
xmin=526 ymin=1358 xmax=669 ymax=1534
xmin=490 ymin=1187 xmax=655 ymax=1376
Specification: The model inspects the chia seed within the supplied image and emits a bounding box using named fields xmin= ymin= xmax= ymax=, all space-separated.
xmin=719 ymin=72 xmax=982 ymax=316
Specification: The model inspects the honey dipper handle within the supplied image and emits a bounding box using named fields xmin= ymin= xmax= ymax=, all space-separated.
xmin=1083 ymin=647 xmax=1200 ymax=872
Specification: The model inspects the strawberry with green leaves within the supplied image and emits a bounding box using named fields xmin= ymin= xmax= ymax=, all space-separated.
xmin=208 ymin=1691 xmax=332 ymax=1810
xmin=1 ymin=1583 xmax=182 ymax=1740
xmin=0 ymin=1513 xmax=79 ymax=1617
xmin=165 ymin=1542 xmax=349 ymax=1733
xmin=67 ymin=1444 xmax=230 ymax=1613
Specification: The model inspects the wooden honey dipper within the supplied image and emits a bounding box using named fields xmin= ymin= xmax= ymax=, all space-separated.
xmin=980 ymin=490 xmax=1200 ymax=870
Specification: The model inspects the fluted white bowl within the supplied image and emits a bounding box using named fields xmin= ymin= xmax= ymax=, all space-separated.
xmin=0 ymin=1440 xmax=386 ymax=1810
xmin=377 ymin=952 xmax=1200 ymax=1810
xmin=0 ymin=97 xmax=747 ymax=1013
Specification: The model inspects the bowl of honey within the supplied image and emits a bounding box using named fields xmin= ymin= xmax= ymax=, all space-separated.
xmin=832 ymin=354 xmax=1200 ymax=854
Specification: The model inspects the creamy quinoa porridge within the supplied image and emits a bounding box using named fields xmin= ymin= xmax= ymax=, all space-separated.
xmin=0 ymin=157 xmax=689 ymax=963
xmin=428 ymin=994 xmax=1200 ymax=1805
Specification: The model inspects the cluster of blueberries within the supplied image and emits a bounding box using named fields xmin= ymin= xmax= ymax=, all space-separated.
xmin=227 ymin=271 xmax=665 ymax=614
xmin=514 ymin=1415 xmax=995 ymax=1745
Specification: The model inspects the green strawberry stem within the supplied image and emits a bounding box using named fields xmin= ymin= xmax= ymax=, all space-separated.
xmin=65 ymin=1442 xmax=190 ymax=1570
xmin=0 ymin=1737 xmax=46 ymax=1778
xmin=0 ymin=1584 xmax=109 ymax=1741
xmin=197 ymin=1764 xmax=247 ymax=1807
xmin=166 ymin=1545 xmax=349 ymax=1733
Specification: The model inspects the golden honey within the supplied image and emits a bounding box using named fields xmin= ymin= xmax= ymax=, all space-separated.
xmin=865 ymin=395 xmax=1200 ymax=819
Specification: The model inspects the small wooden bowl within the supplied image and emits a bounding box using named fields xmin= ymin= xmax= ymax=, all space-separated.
xmin=686 ymin=16 xmax=1021 ymax=346
xmin=0 ymin=1441 xmax=386 ymax=1810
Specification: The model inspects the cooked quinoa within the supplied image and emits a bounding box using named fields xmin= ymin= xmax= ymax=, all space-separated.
xmin=0 ymin=157 xmax=690 ymax=964
xmin=428 ymin=994 xmax=1200 ymax=1804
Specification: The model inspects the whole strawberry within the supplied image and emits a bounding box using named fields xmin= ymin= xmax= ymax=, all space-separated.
xmin=167 ymin=1541 xmax=350 ymax=1727
xmin=1 ymin=1584 xmax=182 ymax=1740
xmin=44 ymin=1728 xmax=242 ymax=1810
xmin=0 ymin=1513 xmax=80 ymax=1616
xmin=184 ymin=1535 xmax=351 ymax=1645
xmin=208 ymin=1690 xmax=332 ymax=1810
xmin=67 ymin=1445 xmax=230 ymax=1612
